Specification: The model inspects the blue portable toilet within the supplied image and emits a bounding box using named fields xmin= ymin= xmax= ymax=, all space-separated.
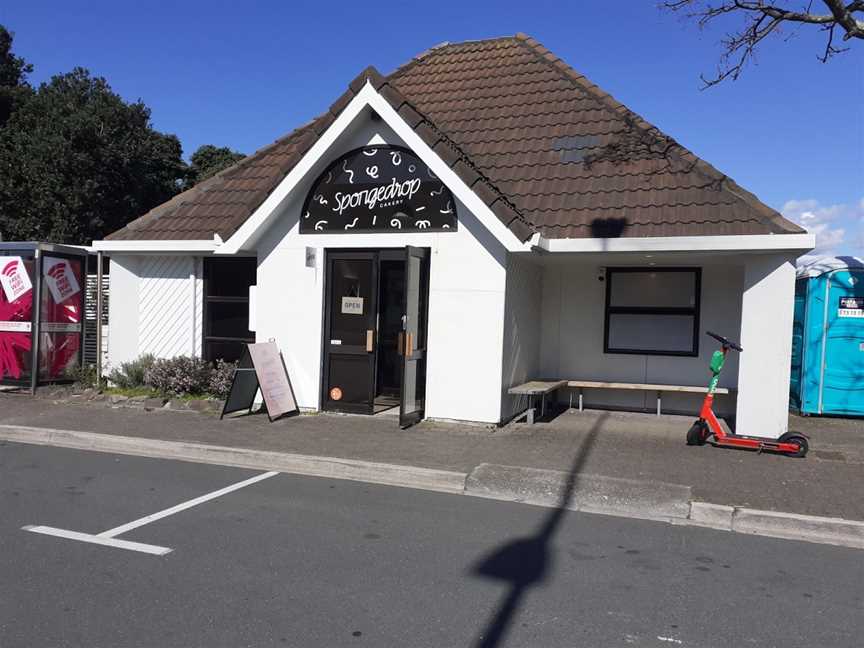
xmin=791 ymin=256 xmax=864 ymax=416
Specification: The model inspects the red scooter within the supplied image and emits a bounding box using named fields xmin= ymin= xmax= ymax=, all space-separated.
xmin=686 ymin=331 xmax=809 ymax=458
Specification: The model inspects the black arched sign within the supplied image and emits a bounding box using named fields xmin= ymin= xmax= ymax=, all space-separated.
xmin=300 ymin=146 xmax=457 ymax=234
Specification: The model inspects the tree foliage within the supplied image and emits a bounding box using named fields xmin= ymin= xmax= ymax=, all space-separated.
xmin=185 ymin=144 xmax=245 ymax=189
xmin=662 ymin=1 xmax=863 ymax=87
xmin=0 ymin=24 xmax=247 ymax=244
xmin=0 ymin=25 xmax=33 ymax=127
xmin=0 ymin=66 xmax=186 ymax=243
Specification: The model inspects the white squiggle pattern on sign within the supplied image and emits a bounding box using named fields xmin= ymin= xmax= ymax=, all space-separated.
xmin=442 ymin=224 xmax=450 ymax=229
xmin=408 ymin=164 xmax=416 ymax=173
xmin=372 ymin=214 xmax=377 ymax=226
xmin=427 ymin=167 xmax=438 ymax=180
xmin=315 ymin=194 xmax=328 ymax=205
xmin=362 ymin=148 xmax=378 ymax=156
xmin=415 ymin=206 xmax=426 ymax=212
xmin=324 ymin=171 xmax=332 ymax=184
xmin=314 ymin=220 xmax=328 ymax=231
xmin=430 ymin=185 xmax=444 ymax=196
xmin=365 ymin=165 xmax=379 ymax=179
xmin=390 ymin=151 xmax=402 ymax=166
xmin=390 ymin=218 xmax=402 ymax=229
xmin=415 ymin=220 xmax=431 ymax=229
xmin=344 ymin=217 xmax=359 ymax=230
xmin=439 ymin=200 xmax=453 ymax=214
xmin=343 ymin=160 xmax=354 ymax=184
xmin=304 ymin=211 xmax=310 ymax=219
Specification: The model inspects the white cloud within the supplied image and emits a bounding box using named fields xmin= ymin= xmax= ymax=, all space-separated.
xmin=782 ymin=197 xmax=864 ymax=262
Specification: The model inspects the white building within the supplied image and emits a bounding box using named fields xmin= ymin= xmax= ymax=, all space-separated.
xmin=93 ymin=35 xmax=813 ymax=436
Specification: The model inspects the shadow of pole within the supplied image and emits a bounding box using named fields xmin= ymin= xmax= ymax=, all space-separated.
xmin=470 ymin=412 xmax=609 ymax=648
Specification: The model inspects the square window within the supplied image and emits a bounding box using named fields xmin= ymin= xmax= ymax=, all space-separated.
xmin=604 ymin=268 xmax=701 ymax=356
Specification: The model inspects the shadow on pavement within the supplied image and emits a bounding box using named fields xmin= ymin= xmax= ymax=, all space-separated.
xmin=468 ymin=412 xmax=609 ymax=648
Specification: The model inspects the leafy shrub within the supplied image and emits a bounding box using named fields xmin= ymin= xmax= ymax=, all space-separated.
xmin=68 ymin=363 xmax=97 ymax=388
xmin=144 ymin=356 xmax=212 ymax=396
xmin=108 ymin=354 xmax=155 ymax=389
xmin=208 ymin=359 xmax=237 ymax=398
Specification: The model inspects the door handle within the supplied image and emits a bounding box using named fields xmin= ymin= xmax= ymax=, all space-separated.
xmin=366 ymin=329 xmax=374 ymax=352
xmin=406 ymin=332 xmax=413 ymax=358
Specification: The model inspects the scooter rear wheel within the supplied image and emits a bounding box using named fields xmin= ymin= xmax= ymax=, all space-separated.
xmin=778 ymin=432 xmax=808 ymax=458
xmin=686 ymin=420 xmax=709 ymax=446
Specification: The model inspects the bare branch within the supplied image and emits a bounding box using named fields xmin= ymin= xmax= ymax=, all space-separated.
xmin=661 ymin=1 xmax=862 ymax=86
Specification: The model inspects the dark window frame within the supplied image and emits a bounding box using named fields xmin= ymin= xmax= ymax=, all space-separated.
xmin=603 ymin=267 xmax=702 ymax=357
xmin=202 ymin=257 xmax=256 ymax=363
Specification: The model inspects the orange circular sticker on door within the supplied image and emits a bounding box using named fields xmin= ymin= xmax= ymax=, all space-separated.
xmin=329 ymin=387 xmax=343 ymax=401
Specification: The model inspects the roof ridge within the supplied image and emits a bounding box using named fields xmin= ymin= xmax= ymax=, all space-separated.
xmin=387 ymin=35 xmax=519 ymax=82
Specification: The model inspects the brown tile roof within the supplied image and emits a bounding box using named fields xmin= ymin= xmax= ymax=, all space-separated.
xmin=107 ymin=34 xmax=803 ymax=242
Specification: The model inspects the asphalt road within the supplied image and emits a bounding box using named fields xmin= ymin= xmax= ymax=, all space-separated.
xmin=1 ymin=442 xmax=862 ymax=648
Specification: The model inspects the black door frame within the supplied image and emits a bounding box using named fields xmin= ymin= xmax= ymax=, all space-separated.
xmin=320 ymin=247 xmax=430 ymax=421
xmin=321 ymin=250 xmax=379 ymax=415
xmin=399 ymin=245 xmax=430 ymax=428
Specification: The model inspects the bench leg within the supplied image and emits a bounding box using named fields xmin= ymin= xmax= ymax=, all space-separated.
xmin=579 ymin=388 xmax=584 ymax=412
xmin=656 ymin=391 xmax=661 ymax=416
xmin=527 ymin=394 xmax=535 ymax=425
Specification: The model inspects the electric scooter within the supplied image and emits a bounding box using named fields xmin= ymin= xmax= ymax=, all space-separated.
xmin=686 ymin=331 xmax=809 ymax=457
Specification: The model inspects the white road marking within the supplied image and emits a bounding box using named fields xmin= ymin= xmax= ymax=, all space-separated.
xmin=21 ymin=470 xmax=279 ymax=556
xmin=23 ymin=526 xmax=172 ymax=556
xmin=657 ymin=637 xmax=683 ymax=644
xmin=98 ymin=471 xmax=279 ymax=538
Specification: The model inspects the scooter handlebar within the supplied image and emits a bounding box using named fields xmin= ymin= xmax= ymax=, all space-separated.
xmin=706 ymin=330 xmax=743 ymax=352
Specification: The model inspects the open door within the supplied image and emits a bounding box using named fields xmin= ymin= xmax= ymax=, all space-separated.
xmin=399 ymin=246 xmax=430 ymax=427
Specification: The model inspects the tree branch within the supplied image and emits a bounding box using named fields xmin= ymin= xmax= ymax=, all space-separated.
xmin=661 ymin=1 xmax=862 ymax=86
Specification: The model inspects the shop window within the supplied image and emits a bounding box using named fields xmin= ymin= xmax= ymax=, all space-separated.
xmin=203 ymin=258 xmax=256 ymax=363
xmin=604 ymin=268 xmax=701 ymax=356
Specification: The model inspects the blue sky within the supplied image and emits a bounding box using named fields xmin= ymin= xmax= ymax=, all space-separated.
xmin=2 ymin=1 xmax=861 ymax=256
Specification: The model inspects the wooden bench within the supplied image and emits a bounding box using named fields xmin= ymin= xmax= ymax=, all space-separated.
xmin=566 ymin=380 xmax=730 ymax=416
xmin=507 ymin=380 xmax=568 ymax=424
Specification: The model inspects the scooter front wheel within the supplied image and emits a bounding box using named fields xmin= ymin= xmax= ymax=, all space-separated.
xmin=686 ymin=420 xmax=709 ymax=446
xmin=778 ymin=432 xmax=808 ymax=458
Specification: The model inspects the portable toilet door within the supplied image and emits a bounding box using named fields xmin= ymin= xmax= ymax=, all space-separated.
xmin=819 ymin=265 xmax=864 ymax=415
xmin=789 ymin=278 xmax=808 ymax=411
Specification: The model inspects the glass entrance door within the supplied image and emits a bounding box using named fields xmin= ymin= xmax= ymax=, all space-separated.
xmin=322 ymin=252 xmax=378 ymax=414
xmin=399 ymin=246 xmax=430 ymax=427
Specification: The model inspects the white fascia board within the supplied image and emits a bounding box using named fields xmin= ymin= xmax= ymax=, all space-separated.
xmin=218 ymin=82 xmax=530 ymax=254
xmin=535 ymin=233 xmax=815 ymax=254
xmin=90 ymin=240 xmax=218 ymax=254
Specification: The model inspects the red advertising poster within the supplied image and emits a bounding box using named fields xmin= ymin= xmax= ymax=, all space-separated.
xmin=0 ymin=256 xmax=35 ymax=381
xmin=39 ymin=257 xmax=83 ymax=381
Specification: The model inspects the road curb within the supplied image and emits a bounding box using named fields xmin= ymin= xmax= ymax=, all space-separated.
xmin=731 ymin=507 xmax=864 ymax=549
xmin=2 ymin=424 xmax=862 ymax=550
xmin=464 ymin=463 xmax=692 ymax=522
xmin=0 ymin=425 xmax=468 ymax=495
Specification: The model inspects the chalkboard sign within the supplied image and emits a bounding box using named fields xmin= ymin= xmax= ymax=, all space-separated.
xmin=220 ymin=342 xmax=298 ymax=422
xmin=300 ymin=145 xmax=457 ymax=233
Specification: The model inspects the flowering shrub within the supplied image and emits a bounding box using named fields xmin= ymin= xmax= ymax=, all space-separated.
xmin=208 ymin=359 xmax=238 ymax=398
xmin=108 ymin=354 xmax=155 ymax=389
xmin=144 ymin=356 xmax=212 ymax=396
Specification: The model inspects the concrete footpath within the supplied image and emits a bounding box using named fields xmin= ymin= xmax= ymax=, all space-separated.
xmin=1 ymin=392 xmax=863 ymax=549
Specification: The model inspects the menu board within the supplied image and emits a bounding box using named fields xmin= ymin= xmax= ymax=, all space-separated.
xmin=221 ymin=341 xmax=297 ymax=422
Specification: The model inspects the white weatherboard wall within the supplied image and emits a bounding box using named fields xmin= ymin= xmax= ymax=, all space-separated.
xmin=253 ymin=114 xmax=508 ymax=423
xmin=106 ymin=254 xmax=203 ymax=369
xmin=539 ymin=260 xmax=743 ymax=416
xmin=736 ymin=254 xmax=797 ymax=438
xmin=107 ymin=255 xmax=140 ymax=368
xmin=501 ymin=254 xmax=543 ymax=421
